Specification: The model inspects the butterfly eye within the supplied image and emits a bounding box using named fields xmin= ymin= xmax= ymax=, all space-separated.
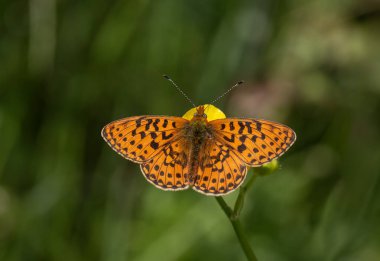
xmin=203 ymin=114 xmax=207 ymax=118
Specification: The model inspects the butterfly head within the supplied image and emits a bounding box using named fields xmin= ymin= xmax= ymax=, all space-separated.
xmin=194 ymin=106 xmax=207 ymax=118
xmin=191 ymin=105 xmax=208 ymax=123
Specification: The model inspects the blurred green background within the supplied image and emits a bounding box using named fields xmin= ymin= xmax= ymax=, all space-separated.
xmin=1 ymin=0 xmax=380 ymax=260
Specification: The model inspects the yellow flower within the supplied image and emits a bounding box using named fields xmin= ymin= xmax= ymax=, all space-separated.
xmin=182 ymin=104 xmax=226 ymax=121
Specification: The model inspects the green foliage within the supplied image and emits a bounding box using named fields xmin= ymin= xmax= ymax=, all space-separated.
xmin=1 ymin=0 xmax=380 ymax=260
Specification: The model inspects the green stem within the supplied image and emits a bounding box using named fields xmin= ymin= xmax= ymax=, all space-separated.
xmin=215 ymin=172 xmax=260 ymax=261
xmin=231 ymin=219 xmax=258 ymax=261
xmin=233 ymin=174 xmax=258 ymax=219
xmin=215 ymin=163 xmax=278 ymax=260
xmin=216 ymin=197 xmax=258 ymax=261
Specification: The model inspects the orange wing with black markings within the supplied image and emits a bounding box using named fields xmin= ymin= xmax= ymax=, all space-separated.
xmin=102 ymin=116 xmax=191 ymax=191
xmin=140 ymin=139 xmax=190 ymax=190
xmin=102 ymin=116 xmax=188 ymax=163
xmin=193 ymin=139 xmax=247 ymax=195
xmin=191 ymin=118 xmax=296 ymax=195
xmin=209 ymin=118 xmax=296 ymax=166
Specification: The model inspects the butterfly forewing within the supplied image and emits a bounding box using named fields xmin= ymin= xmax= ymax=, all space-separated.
xmin=209 ymin=118 xmax=296 ymax=166
xmin=102 ymin=116 xmax=188 ymax=163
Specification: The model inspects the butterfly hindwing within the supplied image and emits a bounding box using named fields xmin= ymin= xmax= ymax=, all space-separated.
xmin=209 ymin=118 xmax=296 ymax=166
xmin=102 ymin=116 xmax=188 ymax=163
xmin=140 ymin=139 xmax=189 ymax=190
xmin=192 ymin=139 xmax=247 ymax=195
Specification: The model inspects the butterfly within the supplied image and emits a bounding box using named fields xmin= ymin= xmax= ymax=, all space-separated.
xmin=101 ymin=104 xmax=296 ymax=196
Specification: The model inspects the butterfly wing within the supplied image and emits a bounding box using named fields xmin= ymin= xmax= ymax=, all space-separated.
xmin=192 ymin=139 xmax=247 ymax=195
xmin=102 ymin=116 xmax=191 ymax=191
xmin=140 ymin=139 xmax=190 ymax=191
xmin=209 ymin=118 xmax=296 ymax=166
xmin=192 ymin=118 xmax=295 ymax=195
xmin=102 ymin=116 xmax=188 ymax=163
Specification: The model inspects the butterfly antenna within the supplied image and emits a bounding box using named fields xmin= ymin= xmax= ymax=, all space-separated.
xmin=211 ymin=80 xmax=244 ymax=104
xmin=163 ymin=75 xmax=196 ymax=108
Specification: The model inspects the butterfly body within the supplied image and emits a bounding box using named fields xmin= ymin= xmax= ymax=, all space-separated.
xmin=102 ymin=104 xmax=296 ymax=196
xmin=183 ymin=106 xmax=211 ymax=182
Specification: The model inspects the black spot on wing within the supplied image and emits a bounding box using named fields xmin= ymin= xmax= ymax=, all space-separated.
xmin=238 ymin=121 xmax=245 ymax=134
xmin=152 ymin=119 xmax=160 ymax=131
xmin=239 ymin=135 xmax=247 ymax=143
xmin=237 ymin=144 xmax=247 ymax=153
xmin=135 ymin=118 xmax=143 ymax=128
xmin=245 ymin=122 xmax=252 ymax=133
xmin=150 ymin=141 xmax=159 ymax=149
xmin=162 ymin=131 xmax=174 ymax=140
xmin=163 ymin=119 xmax=168 ymax=128
xmin=144 ymin=119 xmax=153 ymax=131
xmin=229 ymin=122 xmax=235 ymax=131
xmin=223 ymin=135 xmax=235 ymax=143
xmin=255 ymin=120 xmax=262 ymax=131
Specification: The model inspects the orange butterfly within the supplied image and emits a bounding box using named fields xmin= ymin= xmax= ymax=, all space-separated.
xmin=102 ymin=103 xmax=296 ymax=196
